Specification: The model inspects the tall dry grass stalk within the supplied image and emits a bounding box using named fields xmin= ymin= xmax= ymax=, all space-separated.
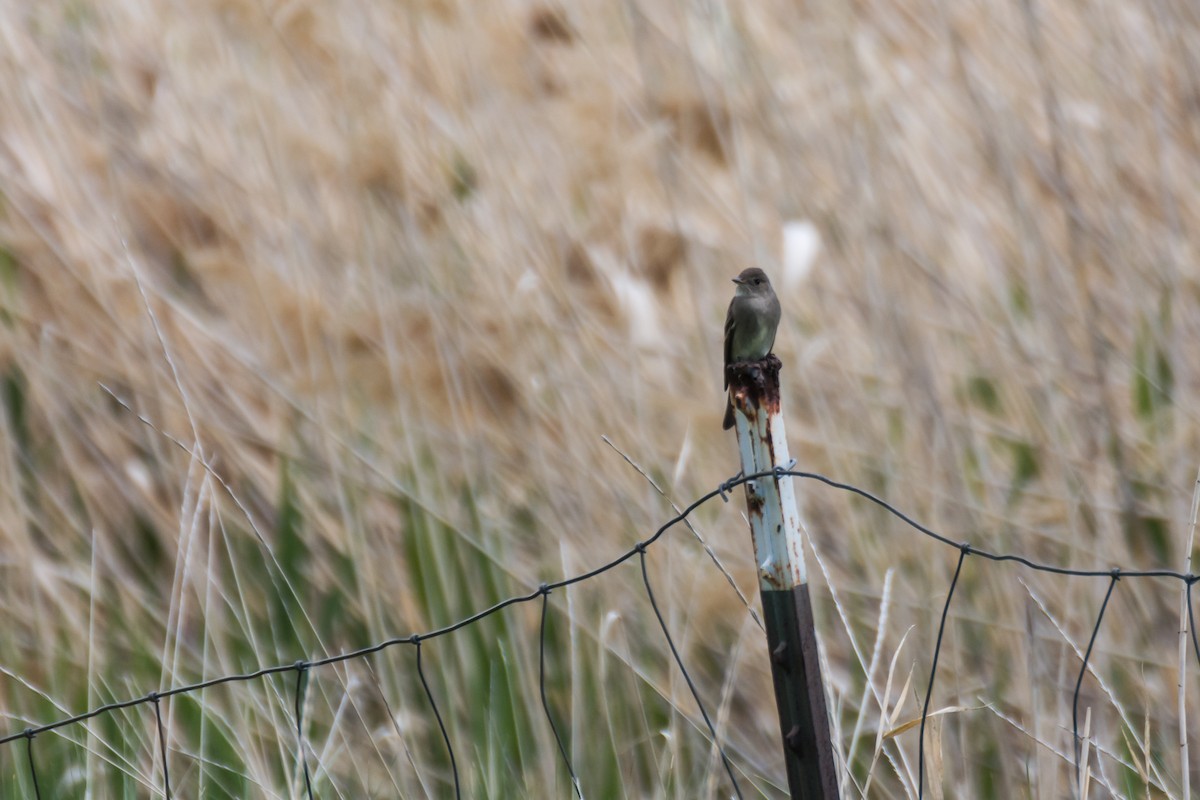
xmin=2 ymin=0 xmax=1200 ymax=796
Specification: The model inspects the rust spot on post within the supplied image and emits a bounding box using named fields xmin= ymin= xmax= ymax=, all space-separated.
xmin=759 ymin=570 xmax=786 ymax=591
xmin=727 ymin=354 xmax=782 ymax=422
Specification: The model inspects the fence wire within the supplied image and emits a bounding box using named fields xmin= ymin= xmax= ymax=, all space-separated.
xmin=3 ymin=466 xmax=1200 ymax=799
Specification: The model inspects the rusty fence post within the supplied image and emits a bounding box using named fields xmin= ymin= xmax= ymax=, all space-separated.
xmin=729 ymin=355 xmax=840 ymax=800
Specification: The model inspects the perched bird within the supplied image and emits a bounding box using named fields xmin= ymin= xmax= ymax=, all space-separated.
xmin=723 ymin=267 xmax=781 ymax=430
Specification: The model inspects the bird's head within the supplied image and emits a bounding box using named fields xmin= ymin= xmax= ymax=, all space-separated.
xmin=732 ymin=267 xmax=772 ymax=296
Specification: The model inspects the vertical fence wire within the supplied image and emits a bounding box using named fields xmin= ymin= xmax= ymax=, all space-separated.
xmin=414 ymin=637 xmax=461 ymax=800
xmin=1072 ymin=570 xmax=1120 ymax=791
xmin=917 ymin=543 xmax=969 ymax=800
xmin=293 ymin=662 xmax=315 ymax=800
xmin=150 ymin=693 xmax=171 ymax=799
xmin=538 ymin=586 xmax=583 ymax=799
xmin=637 ymin=544 xmax=744 ymax=800
xmin=23 ymin=730 xmax=41 ymax=800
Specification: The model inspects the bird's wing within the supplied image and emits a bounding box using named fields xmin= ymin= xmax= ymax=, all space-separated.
xmin=723 ymin=301 xmax=736 ymax=389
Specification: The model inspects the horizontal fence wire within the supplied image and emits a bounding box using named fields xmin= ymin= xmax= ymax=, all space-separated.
xmin=3 ymin=467 xmax=1200 ymax=799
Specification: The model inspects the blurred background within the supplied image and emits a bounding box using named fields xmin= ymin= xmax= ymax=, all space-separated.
xmin=2 ymin=0 xmax=1200 ymax=797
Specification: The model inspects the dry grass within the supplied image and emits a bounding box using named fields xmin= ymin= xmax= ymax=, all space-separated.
xmin=2 ymin=0 xmax=1200 ymax=796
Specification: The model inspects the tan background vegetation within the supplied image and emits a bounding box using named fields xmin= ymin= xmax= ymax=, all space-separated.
xmin=2 ymin=0 xmax=1200 ymax=797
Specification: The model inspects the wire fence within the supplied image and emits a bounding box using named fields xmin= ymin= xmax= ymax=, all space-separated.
xmin=3 ymin=466 xmax=1200 ymax=799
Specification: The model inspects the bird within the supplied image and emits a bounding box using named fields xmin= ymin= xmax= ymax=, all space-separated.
xmin=723 ymin=267 xmax=781 ymax=430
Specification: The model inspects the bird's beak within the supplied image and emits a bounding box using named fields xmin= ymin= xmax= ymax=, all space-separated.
xmin=731 ymin=277 xmax=743 ymax=285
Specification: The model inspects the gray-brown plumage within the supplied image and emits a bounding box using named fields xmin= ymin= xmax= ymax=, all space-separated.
xmin=723 ymin=267 xmax=781 ymax=429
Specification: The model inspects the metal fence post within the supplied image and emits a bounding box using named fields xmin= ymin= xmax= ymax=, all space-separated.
xmin=729 ymin=355 xmax=840 ymax=800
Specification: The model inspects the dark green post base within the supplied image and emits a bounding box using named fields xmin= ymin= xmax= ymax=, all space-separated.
xmin=760 ymin=585 xmax=840 ymax=799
